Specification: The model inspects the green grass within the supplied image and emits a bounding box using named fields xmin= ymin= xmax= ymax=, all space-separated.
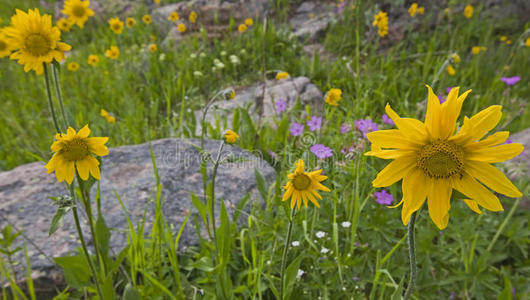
xmin=0 ymin=0 xmax=529 ymax=299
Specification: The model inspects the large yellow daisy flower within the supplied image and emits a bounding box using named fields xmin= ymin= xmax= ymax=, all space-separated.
xmin=4 ymin=8 xmax=71 ymax=75
xmin=365 ymin=86 xmax=524 ymax=229
xmin=282 ymin=159 xmax=331 ymax=210
xmin=108 ymin=17 xmax=124 ymax=34
xmin=45 ymin=125 xmax=109 ymax=184
xmin=0 ymin=30 xmax=14 ymax=58
xmin=62 ymin=0 xmax=94 ymax=29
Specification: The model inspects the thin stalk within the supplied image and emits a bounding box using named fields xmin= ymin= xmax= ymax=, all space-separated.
xmin=486 ymin=197 xmax=520 ymax=252
xmin=279 ymin=208 xmax=296 ymax=300
xmin=403 ymin=212 xmax=417 ymax=300
xmin=210 ymin=141 xmax=225 ymax=246
xmin=43 ymin=64 xmax=61 ymax=133
xmin=51 ymin=64 xmax=68 ymax=129
xmin=69 ymin=185 xmax=104 ymax=299
xmin=200 ymin=90 xmax=227 ymax=149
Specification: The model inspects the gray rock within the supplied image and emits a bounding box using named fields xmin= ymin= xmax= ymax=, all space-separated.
xmin=0 ymin=138 xmax=275 ymax=293
xmin=196 ymin=76 xmax=323 ymax=135
xmin=289 ymin=1 xmax=338 ymax=41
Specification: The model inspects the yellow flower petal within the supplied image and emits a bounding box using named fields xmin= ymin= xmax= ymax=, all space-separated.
xmin=366 ymin=130 xmax=421 ymax=150
xmin=372 ymin=156 xmax=417 ymax=187
xmin=465 ymin=161 xmax=522 ymax=197
xmin=464 ymin=131 xmax=509 ymax=149
xmin=425 ymin=85 xmax=442 ymax=138
xmin=401 ymin=168 xmax=429 ymax=225
xmin=427 ymin=179 xmax=452 ymax=230
xmin=453 ymin=172 xmax=503 ymax=212
xmin=466 ymin=143 xmax=524 ymax=163
xmin=385 ymin=104 xmax=429 ymax=143
xmin=64 ymin=160 xmax=76 ymax=184
xmin=78 ymin=124 xmax=90 ymax=138
xmin=439 ymin=88 xmax=472 ymax=139
xmin=76 ymin=157 xmax=91 ymax=180
xmin=463 ymin=199 xmax=482 ymax=214
xmin=87 ymin=155 xmax=101 ymax=180
xmin=466 ymin=105 xmax=502 ymax=141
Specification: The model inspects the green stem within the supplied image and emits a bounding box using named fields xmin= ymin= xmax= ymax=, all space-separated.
xmin=486 ymin=197 xmax=520 ymax=252
xmin=51 ymin=64 xmax=68 ymax=129
xmin=210 ymin=141 xmax=225 ymax=246
xmin=403 ymin=212 xmax=417 ymax=300
xmin=279 ymin=208 xmax=296 ymax=300
xmin=69 ymin=185 xmax=104 ymax=299
xmin=43 ymin=64 xmax=61 ymax=133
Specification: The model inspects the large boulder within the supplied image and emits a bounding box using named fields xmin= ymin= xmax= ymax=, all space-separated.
xmin=0 ymin=138 xmax=275 ymax=294
xmin=289 ymin=1 xmax=339 ymax=41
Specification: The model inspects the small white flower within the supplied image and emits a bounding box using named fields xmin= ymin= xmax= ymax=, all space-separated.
xmin=296 ymin=269 xmax=304 ymax=278
xmin=316 ymin=231 xmax=326 ymax=238
xmin=200 ymin=52 xmax=207 ymax=58
xmin=190 ymin=53 xmax=197 ymax=59
xmin=341 ymin=221 xmax=351 ymax=228
xmin=220 ymin=50 xmax=227 ymax=56
xmin=291 ymin=241 xmax=300 ymax=247
xmin=240 ymin=49 xmax=247 ymax=55
xmin=321 ymin=247 xmax=329 ymax=254
xmin=215 ymin=62 xmax=225 ymax=69
xmin=193 ymin=71 xmax=203 ymax=77
xmin=229 ymin=55 xmax=240 ymax=65
xmin=266 ymin=260 xmax=271 ymax=265
xmin=158 ymin=53 xmax=166 ymax=61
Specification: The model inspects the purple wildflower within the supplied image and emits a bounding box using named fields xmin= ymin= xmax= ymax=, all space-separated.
xmin=340 ymin=146 xmax=354 ymax=154
xmin=275 ymin=99 xmax=287 ymax=113
xmin=438 ymin=96 xmax=446 ymax=103
xmin=512 ymin=287 xmax=515 ymax=297
xmin=337 ymin=1 xmax=346 ymax=14
xmin=354 ymin=119 xmax=378 ymax=137
xmin=310 ymin=144 xmax=333 ymax=159
xmin=307 ymin=116 xmax=322 ymax=131
xmin=382 ymin=114 xmax=394 ymax=126
xmin=449 ymin=292 xmax=455 ymax=299
xmin=290 ymin=122 xmax=304 ymax=136
xmin=446 ymin=87 xmax=453 ymax=94
xmin=500 ymin=76 xmax=521 ymax=86
xmin=374 ymin=189 xmax=393 ymax=205
xmin=340 ymin=123 xmax=351 ymax=134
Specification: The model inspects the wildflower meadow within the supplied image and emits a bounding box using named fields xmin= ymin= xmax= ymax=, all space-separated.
xmin=0 ymin=0 xmax=529 ymax=299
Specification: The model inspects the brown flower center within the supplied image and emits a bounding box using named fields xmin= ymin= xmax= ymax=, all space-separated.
xmin=293 ymin=173 xmax=311 ymax=190
xmin=72 ymin=5 xmax=86 ymax=18
xmin=0 ymin=40 xmax=7 ymax=51
xmin=417 ymin=140 xmax=464 ymax=179
xmin=61 ymin=137 xmax=89 ymax=161
xmin=24 ymin=34 xmax=51 ymax=56
xmin=113 ymin=23 xmax=121 ymax=31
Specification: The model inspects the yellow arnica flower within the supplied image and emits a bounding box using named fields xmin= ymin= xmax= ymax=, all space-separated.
xmin=105 ymin=46 xmax=119 ymax=59
xmin=275 ymin=71 xmax=289 ymax=80
xmin=447 ymin=64 xmax=456 ymax=76
xmin=0 ymin=30 xmax=14 ymax=58
xmin=505 ymin=40 xmax=511 ymax=45
xmin=408 ymin=3 xmax=418 ymax=17
xmin=365 ymin=86 xmax=523 ymax=229
xmin=126 ymin=17 xmax=136 ymax=28
xmin=177 ymin=23 xmax=187 ymax=33
xmin=168 ymin=12 xmax=179 ymax=22
xmin=148 ymin=43 xmax=157 ymax=53
xmin=418 ymin=6 xmax=425 ymax=14
xmin=525 ymin=37 xmax=530 ymax=47
xmin=87 ymin=54 xmax=99 ymax=66
xmin=45 ymin=125 xmax=109 ymax=184
xmin=109 ymin=17 xmax=124 ymax=34
xmin=100 ymin=109 xmax=116 ymax=123
xmin=238 ymin=24 xmax=247 ymax=33
xmin=154 ymin=0 xmax=160 ymax=5
xmin=142 ymin=14 xmax=152 ymax=24
xmin=451 ymin=53 xmax=460 ymax=63
xmin=67 ymin=62 xmax=79 ymax=71
xmin=245 ymin=18 xmax=253 ymax=26
xmin=4 ymin=8 xmax=72 ymax=75
xmin=229 ymin=90 xmax=236 ymax=100
xmin=464 ymin=4 xmax=473 ymax=19
xmin=372 ymin=11 xmax=388 ymax=37
xmin=325 ymin=88 xmax=342 ymax=106
xmin=471 ymin=46 xmax=480 ymax=55
xmin=57 ymin=18 xmax=72 ymax=32
xmin=282 ymin=159 xmax=330 ymax=210
xmin=62 ymin=0 xmax=94 ymax=29
xmin=189 ymin=11 xmax=197 ymax=23
xmin=224 ymin=130 xmax=239 ymax=144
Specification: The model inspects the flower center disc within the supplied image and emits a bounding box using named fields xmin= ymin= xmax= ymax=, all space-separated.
xmin=113 ymin=24 xmax=121 ymax=30
xmin=61 ymin=138 xmax=90 ymax=161
xmin=25 ymin=34 xmax=51 ymax=56
xmin=0 ymin=41 xmax=7 ymax=51
xmin=417 ymin=140 xmax=464 ymax=179
xmin=293 ymin=173 xmax=311 ymax=190
xmin=72 ymin=5 xmax=86 ymax=17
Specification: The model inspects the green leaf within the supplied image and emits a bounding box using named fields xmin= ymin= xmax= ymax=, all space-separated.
xmin=284 ymin=252 xmax=305 ymax=300
xmin=95 ymin=214 xmax=111 ymax=259
xmin=254 ymin=168 xmax=268 ymax=202
xmin=101 ymin=274 xmax=116 ymax=300
xmin=216 ymin=200 xmax=232 ymax=266
xmin=54 ymin=255 xmax=91 ymax=288
xmin=190 ymin=192 xmax=207 ymax=228
xmin=49 ymin=208 xmax=69 ymax=236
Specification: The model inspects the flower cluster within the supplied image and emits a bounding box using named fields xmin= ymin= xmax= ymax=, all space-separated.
xmin=372 ymin=11 xmax=388 ymax=37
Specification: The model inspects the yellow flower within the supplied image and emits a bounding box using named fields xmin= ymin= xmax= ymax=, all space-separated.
xmin=108 ymin=17 xmax=124 ymax=34
xmin=87 ymin=54 xmax=99 ymax=66
xmin=464 ymin=4 xmax=473 ymax=19
xmin=444 ymin=8 xmax=450 ymax=15
xmin=177 ymin=23 xmax=187 ymax=33
xmin=275 ymin=71 xmax=289 ymax=80
xmin=238 ymin=24 xmax=247 ymax=33
xmin=447 ymin=64 xmax=455 ymax=76
xmin=245 ymin=18 xmax=253 ymax=26
xmin=282 ymin=159 xmax=330 ymax=210
xmin=62 ymin=0 xmax=94 ymax=29
xmin=67 ymin=62 xmax=79 ymax=71
xmin=45 ymin=125 xmax=109 ymax=184
xmin=408 ymin=3 xmax=418 ymax=17
xmin=372 ymin=11 xmax=388 ymax=37
xmin=189 ymin=11 xmax=197 ymax=23
xmin=168 ymin=12 xmax=179 ymax=22
xmin=126 ymin=17 xmax=136 ymax=28
xmin=471 ymin=46 xmax=480 ymax=55
xmin=224 ymin=130 xmax=240 ymax=144
xmin=525 ymin=37 xmax=530 ymax=47
xmin=503 ymin=65 xmax=510 ymax=71
xmin=451 ymin=53 xmax=461 ymax=63
xmin=0 ymin=30 xmax=14 ymax=58
xmin=365 ymin=86 xmax=523 ymax=229
xmin=142 ymin=14 xmax=152 ymax=24
xmin=505 ymin=40 xmax=512 ymax=45
xmin=57 ymin=18 xmax=72 ymax=32
xmin=372 ymin=11 xmax=387 ymax=26
xmin=325 ymin=88 xmax=342 ymax=106
xmin=229 ymin=90 xmax=236 ymax=100
xmin=480 ymin=46 xmax=487 ymax=51
xmin=105 ymin=46 xmax=119 ymax=59
xmin=500 ymin=35 xmax=507 ymax=41
xmin=154 ymin=0 xmax=160 ymax=5
xmin=4 ymin=8 xmax=72 ymax=75
xmin=418 ymin=6 xmax=425 ymax=14
xmin=148 ymin=43 xmax=157 ymax=53
xmin=100 ymin=109 xmax=116 ymax=123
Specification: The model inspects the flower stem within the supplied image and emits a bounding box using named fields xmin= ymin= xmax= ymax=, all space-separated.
xmin=51 ymin=64 xmax=68 ymax=129
xmin=210 ymin=141 xmax=225 ymax=246
xmin=279 ymin=208 xmax=296 ymax=300
xmin=403 ymin=212 xmax=417 ymax=300
xmin=43 ymin=64 xmax=61 ymax=133
xmin=69 ymin=185 xmax=104 ymax=299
